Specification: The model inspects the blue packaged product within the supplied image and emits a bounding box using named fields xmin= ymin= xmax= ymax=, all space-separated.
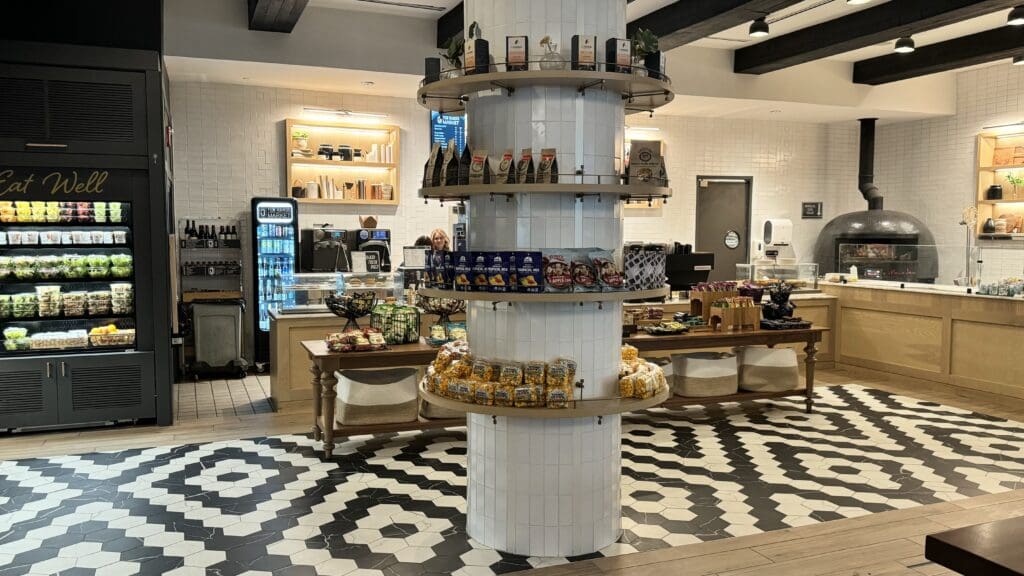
xmin=515 ymin=251 xmax=543 ymax=293
xmin=424 ymin=249 xmax=434 ymax=288
xmin=431 ymin=250 xmax=448 ymax=289
xmin=486 ymin=252 xmax=512 ymax=293
xmin=471 ymin=251 xmax=490 ymax=292
xmin=452 ymin=251 xmax=473 ymax=291
xmin=441 ymin=250 xmax=453 ymax=290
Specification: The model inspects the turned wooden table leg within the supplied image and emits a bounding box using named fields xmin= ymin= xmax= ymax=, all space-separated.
xmin=804 ymin=339 xmax=818 ymax=414
xmin=310 ymin=361 xmax=323 ymax=441
xmin=321 ymin=369 xmax=338 ymax=457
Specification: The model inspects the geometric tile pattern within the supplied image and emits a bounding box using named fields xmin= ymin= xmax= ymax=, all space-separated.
xmin=1 ymin=385 xmax=1022 ymax=576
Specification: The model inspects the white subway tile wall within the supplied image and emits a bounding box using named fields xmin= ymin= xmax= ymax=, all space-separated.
xmin=620 ymin=115 xmax=860 ymax=264
xmin=874 ymin=63 xmax=1024 ymax=282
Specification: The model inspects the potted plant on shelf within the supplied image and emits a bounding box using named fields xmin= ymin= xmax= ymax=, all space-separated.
xmin=439 ymin=34 xmax=465 ymax=79
xmin=464 ymin=21 xmax=489 ymax=75
xmin=1006 ymin=172 xmax=1024 ymax=200
xmin=291 ymin=129 xmax=309 ymax=151
xmin=539 ymin=35 xmax=567 ymax=70
xmin=630 ymin=28 xmax=662 ymax=79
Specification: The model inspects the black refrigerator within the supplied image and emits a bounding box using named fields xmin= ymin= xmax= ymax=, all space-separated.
xmin=250 ymin=197 xmax=299 ymax=365
xmin=0 ymin=42 xmax=172 ymax=430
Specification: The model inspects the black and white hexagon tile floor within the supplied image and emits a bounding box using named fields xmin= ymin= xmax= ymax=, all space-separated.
xmin=1 ymin=385 xmax=1023 ymax=576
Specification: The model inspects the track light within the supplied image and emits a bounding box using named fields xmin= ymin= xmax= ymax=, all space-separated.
xmin=894 ymin=36 xmax=915 ymax=54
xmin=1014 ymin=55 xmax=1024 ymax=66
xmin=749 ymin=16 xmax=769 ymax=37
xmin=1010 ymin=6 xmax=1024 ymax=25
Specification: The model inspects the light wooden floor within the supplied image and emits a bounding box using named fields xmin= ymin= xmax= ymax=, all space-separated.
xmin=174 ymin=375 xmax=274 ymax=421
xmin=1 ymin=365 xmax=1022 ymax=576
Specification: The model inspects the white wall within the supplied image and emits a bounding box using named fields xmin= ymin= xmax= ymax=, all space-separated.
xmin=169 ymin=81 xmax=450 ymax=357
xmin=874 ymin=61 xmax=1024 ymax=283
xmin=622 ymin=114 xmax=859 ymax=265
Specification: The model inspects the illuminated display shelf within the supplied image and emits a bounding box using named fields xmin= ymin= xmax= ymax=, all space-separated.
xmin=284 ymin=118 xmax=400 ymax=206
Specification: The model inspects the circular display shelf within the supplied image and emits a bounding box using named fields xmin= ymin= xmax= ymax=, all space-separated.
xmin=419 ymin=379 xmax=670 ymax=418
xmin=419 ymin=183 xmax=672 ymax=202
xmin=418 ymin=285 xmax=669 ymax=303
xmin=417 ymin=70 xmax=674 ymax=114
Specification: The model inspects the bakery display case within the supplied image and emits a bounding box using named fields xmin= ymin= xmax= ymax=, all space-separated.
xmin=278 ymin=273 xmax=340 ymax=314
xmin=736 ymin=262 xmax=819 ymax=289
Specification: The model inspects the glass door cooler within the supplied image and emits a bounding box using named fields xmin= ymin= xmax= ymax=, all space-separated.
xmin=250 ymin=197 xmax=298 ymax=364
xmin=1 ymin=200 xmax=136 ymax=354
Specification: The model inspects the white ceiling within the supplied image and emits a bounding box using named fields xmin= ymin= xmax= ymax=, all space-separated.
xmin=308 ymin=0 xmax=460 ymax=19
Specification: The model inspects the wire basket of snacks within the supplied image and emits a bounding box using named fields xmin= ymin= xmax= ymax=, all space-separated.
xmin=416 ymin=294 xmax=465 ymax=325
xmin=325 ymin=291 xmax=378 ymax=331
xmin=370 ymin=304 xmax=421 ymax=345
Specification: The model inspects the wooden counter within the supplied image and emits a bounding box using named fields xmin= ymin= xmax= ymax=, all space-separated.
xmin=625 ymin=293 xmax=837 ymax=365
xmin=822 ymin=282 xmax=1024 ymax=399
xmin=269 ymin=309 xmax=465 ymax=405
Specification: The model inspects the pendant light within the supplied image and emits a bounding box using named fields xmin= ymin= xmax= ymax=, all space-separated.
xmin=894 ymin=36 xmax=915 ymax=54
xmin=749 ymin=16 xmax=770 ymax=37
xmin=1009 ymin=6 xmax=1024 ymax=25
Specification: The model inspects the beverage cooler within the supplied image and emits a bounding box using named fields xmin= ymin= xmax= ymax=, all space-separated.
xmin=0 ymin=166 xmax=162 ymax=430
xmin=251 ymin=198 xmax=298 ymax=364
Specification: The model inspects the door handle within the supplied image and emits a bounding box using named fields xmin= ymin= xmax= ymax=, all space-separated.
xmin=25 ymin=143 xmax=69 ymax=150
xmin=46 ymin=362 xmax=52 ymax=378
xmin=60 ymin=362 xmax=67 ymax=378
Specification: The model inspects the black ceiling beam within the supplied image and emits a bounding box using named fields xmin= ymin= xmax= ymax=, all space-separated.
xmin=436 ymin=2 xmax=463 ymax=48
xmin=854 ymin=25 xmax=1024 ymax=85
xmin=627 ymin=0 xmax=803 ymax=52
xmin=735 ymin=0 xmax=1019 ymax=75
xmin=248 ymin=0 xmax=308 ymax=33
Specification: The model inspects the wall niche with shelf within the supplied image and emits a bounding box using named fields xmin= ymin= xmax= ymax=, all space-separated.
xmin=285 ymin=118 xmax=400 ymax=206
xmin=976 ymin=132 xmax=1024 ymax=238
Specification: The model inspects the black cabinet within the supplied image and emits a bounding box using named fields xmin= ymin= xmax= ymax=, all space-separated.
xmin=0 ymin=352 xmax=154 ymax=431
xmin=57 ymin=352 xmax=155 ymax=424
xmin=0 ymin=63 xmax=148 ymax=156
xmin=0 ymin=358 xmax=58 ymax=430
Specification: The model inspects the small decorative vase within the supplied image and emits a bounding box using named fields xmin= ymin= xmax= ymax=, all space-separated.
xmin=442 ymin=67 xmax=463 ymax=80
xmin=983 ymin=217 xmax=997 ymax=233
xmin=292 ymin=137 xmax=308 ymax=150
xmin=986 ymin=184 xmax=1003 ymax=200
xmin=539 ymin=44 xmax=567 ymax=71
xmin=632 ymin=57 xmax=648 ymax=77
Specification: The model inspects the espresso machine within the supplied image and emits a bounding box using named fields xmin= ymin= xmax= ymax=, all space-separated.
xmin=300 ymin=227 xmax=351 ymax=272
xmin=348 ymin=228 xmax=392 ymax=272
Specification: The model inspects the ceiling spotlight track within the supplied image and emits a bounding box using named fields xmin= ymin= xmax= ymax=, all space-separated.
xmin=356 ymin=0 xmax=445 ymax=11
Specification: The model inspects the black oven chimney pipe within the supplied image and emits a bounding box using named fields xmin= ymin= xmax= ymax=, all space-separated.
xmin=858 ymin=118 xmax=883 ymax=211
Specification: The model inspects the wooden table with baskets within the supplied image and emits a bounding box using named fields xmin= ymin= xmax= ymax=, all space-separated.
xmin=624 ymin=327 xmax=828 ymax=414
xmin=300 ymin=339 xmax=462 ymax=457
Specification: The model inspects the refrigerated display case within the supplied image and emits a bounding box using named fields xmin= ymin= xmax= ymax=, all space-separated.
xmin=251 ymin=198 xmax=298 ymax=364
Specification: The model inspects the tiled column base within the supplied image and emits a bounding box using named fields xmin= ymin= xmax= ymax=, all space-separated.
xmin=466 ymin=412 xmax=622 ymax=557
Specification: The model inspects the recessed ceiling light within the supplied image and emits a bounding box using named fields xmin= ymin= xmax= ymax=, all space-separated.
xmin=770 ymin=109 xmax=782 ymax=114
xmin=1010 ymin=6 xmax=1024 ymax=25
xmin=1014 ymin=55 xmax=1024 ymax=65
xmin=749 ymin=17 xmax=769 ymax=37
xmin=894 ymin=36 xmax=915 ymax=54
xmin=361 ymin=81 xmax=376 ymax=87
xmin=241 ymin=76 xmax=250 ymax=80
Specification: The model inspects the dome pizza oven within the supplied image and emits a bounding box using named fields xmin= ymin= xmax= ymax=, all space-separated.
xmin=813 ymin=119 xmax=938 ymax=283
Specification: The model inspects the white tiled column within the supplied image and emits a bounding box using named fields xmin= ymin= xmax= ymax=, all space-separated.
xmin=462 ymin=0 xmax=627 ymax=557
xmin=466 ymin=413 xmax=622 ymax=556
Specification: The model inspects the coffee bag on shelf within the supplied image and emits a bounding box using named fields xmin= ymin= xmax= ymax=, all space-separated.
xmin=627 ymin=140 xmax=663 ymax=185
xmin=423 ymin=143 xmax=443 ymax=188
xmin=457 ymin=145 xmax=472 ymax=185
xmin=572 ymin=35 xmax=597 ymax=71
xmin=440 ymin=139 xmax=460 ymax=186
xmin=468 ymin=149 xmax=491 ymax=184
xmin=493 ymin=149 xmax=516 ymax=184
xmin=516 ymin=148 xmax=535 ymax=184
xmin=506 ymin=36 xmax=529 ymax=72
xmin=536 ymin=148 xmax=558 ymax=184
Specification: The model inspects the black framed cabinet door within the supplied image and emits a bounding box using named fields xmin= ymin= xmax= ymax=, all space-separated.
xmin=56 ymin=351 xmax=155 ymax=424
xmin=0 ymin=63 xmax=148 ymax=156
xmin=0 ymin=357 xmax=58 ymax=431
